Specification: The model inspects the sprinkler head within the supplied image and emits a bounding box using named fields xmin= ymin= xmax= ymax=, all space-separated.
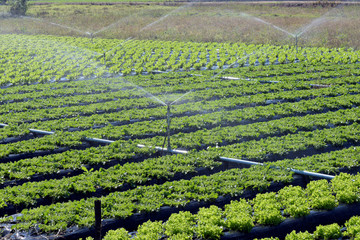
xmin=295 ymin=34 xmax=299 ymax=54
xmin=165 ymin=103 xmax=172 ymax=152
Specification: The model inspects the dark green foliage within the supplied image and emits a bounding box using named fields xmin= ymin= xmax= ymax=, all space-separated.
xmin=10 ymin=0 xmax=27 ymax=16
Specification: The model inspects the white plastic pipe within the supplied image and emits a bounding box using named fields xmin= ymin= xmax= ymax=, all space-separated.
xmin=219 ymin=156 xmax=262 ymax=166
xmin=137 ymin=144 xmax=189 ymax=154
xmin=22 ymin=127 xmax=335 ymax=180
xmin=219 ymin=156 xmax=334 ymax=180
xmin=29 ymin=129 xmax=55 ymax=135
xmin=290 ymin=169 xmax=334 ymax=180
xmin=137 ymin=145 xmax=334 ymax=180
xmin=84 ymin=137 xmax=115 ymax=144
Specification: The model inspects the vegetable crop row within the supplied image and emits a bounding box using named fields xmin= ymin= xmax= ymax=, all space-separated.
xmin=2 ymin=83 xmax=358 ymax=125
xmin=1 ymin=98 xmax=359 ymax=161
xmin=0 ymin=151 xmax=220 ymax=215
xmin=0 ymin=123 xmax=359 ymax=213
xmin=96 ymin=173 xmax=360 ymax=240
xmin=1 ymin=165 xmax=292 ymax=232
xmin=0 ymin=80 xmax=310 ymax=114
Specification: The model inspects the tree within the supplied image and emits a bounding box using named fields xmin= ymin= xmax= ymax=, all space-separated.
xmin=10 ymin=0 xmax=27 ymax=16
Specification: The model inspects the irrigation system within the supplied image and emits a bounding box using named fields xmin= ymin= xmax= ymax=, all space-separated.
xmin=2 ymin=0 xmax=348 ymax=188
xmin=295 ymin=34 xmax=299 ymax=53
xmin=165 ymin=103 xmax=172 ymax=151
xmin=20 ymin=127 xmax=335 ymax=180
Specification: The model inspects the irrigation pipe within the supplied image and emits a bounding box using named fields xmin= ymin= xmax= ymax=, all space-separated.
xmin=0 ymin=123 xmax=8 ymax=127
xmin=137 ymin=144 xmax=189 ymax=154
xmin=11 ymin=128 xmax=335 ymax=180
xmin=136 ymin=145 xmax=335 ymax=180
xmin=29 ymin=129 xmax=55 ymax=135
xmin=84 ymin=137 xmax=116 ymax=145
xmin=221 ymin=77 xmax=332 ymax=87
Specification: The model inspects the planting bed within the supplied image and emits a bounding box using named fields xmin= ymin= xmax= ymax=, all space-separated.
xmin=0 ymin=35 xmax=360 ymax=239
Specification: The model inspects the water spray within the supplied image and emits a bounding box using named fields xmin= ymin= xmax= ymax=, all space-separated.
xmin=295 ymin=34 xmax=298 ymax=53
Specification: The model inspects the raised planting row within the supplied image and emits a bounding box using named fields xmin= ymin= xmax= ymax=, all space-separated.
xmin=1 ymin=82 xmax=357 ymax=126
xmin=0 ymin=165 xmax=293 ymax=232
xmin=86 ymin=173 xmax=360 ymax=240
xmin=1 ymin=103 xmax=359 ymax=163
xmin=95 ymin=106 xmax=360 ymax=143
xmin=0 ymin=80 xmax=313 ymax=114
xmin=0 ymin=140 xmax=358 ymax=188
xmin=268 ymin=216 xmax=360 ymax=240
xmin=0 ymin=123 xmax=359 ymax=223
xmin=0 ymin=151 xmax=221 ymax=215
xmin=0 ymin=60 xmax=358 ymax=97
xmin=2 ymin=91 xmax=359 ymax=141
xmin=4 ymin=172 xmax=360 ymax=238
xmin=1 ymin=34 xmax=360 ymax=86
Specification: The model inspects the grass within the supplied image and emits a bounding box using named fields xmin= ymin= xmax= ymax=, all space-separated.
xmin=0 ymin=2 xmax=360 ymax=48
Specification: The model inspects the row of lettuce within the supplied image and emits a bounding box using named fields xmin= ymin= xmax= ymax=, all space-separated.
xmin=1 ymin=34 xmax=359 ymax=85
xmin=0 ymin=95 xmax=359 ymax=161
xmin=0 ymin=123 xmax=359 ymax=219
xmin=0 ymin=80 xmax=315 ymax=114
xmin=1 ymin=67 xmax=359 ymax=111
xmin=1 ymin=82 xmax=358 ymax=141
xmin=0 ymin=61 xmax=358 ymax=96
xmin=2 ymin=169 xmax=359 ymax=236
xmin=89 ymin=212 xmax=360 ymax=240
xmin=0 ymin=93 xmax=357 ymax=140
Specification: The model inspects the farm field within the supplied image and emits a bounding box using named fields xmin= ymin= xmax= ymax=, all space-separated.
xmin=0 ymin=33 xmax=360 ymax=239
xmin=1 ymin=1 xmax=360 ymax=239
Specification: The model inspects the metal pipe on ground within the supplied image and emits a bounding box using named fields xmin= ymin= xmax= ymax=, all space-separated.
xmin=0 ymin=123 xmax=8 ymax=127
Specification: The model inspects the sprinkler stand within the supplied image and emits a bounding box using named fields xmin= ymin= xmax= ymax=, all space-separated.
xmin=166 ymin=104 xmax=171 ymax=151
xmin=90 ymin=33 xmax=94 ymax=43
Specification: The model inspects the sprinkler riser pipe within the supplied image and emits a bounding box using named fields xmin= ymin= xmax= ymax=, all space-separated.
xmin=167 ymin=105 xmax=171 ymax=151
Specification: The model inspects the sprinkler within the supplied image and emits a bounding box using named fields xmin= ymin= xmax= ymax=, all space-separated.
xmin=295 ymin=34 xmax=299 ymax=54
xmin=162 ymin=103 xmax=172 ymax=152
xmin=166 ymin=103 xmax=172 ymax=151
xmin=88 ymin=32 xmax=94 ymax=43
